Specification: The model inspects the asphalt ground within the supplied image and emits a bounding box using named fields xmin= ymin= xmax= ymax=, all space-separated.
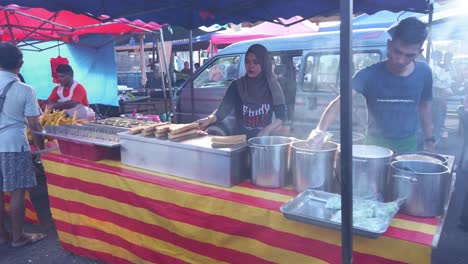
xmin=0 ymin=119 xmax=467 ymax=264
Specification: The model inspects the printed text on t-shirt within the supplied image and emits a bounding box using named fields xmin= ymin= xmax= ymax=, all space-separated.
xmin=242 ymin=104 xmax=271 ymax=128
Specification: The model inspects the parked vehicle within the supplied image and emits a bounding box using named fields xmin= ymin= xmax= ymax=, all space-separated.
xmin=175 ymin=28 xmax=392 ymax=138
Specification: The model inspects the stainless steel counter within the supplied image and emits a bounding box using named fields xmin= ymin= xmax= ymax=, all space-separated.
xmin=118 ymin=132 xmax=249 ymax=187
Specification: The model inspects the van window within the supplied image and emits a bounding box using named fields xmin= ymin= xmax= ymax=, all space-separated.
xmin=302 ymin=52 xmax=381 ymax=92
xmin=193 ymin=56 xmax=240 ymax=89
xmin=317 ymin=54 xmax=340 ymax=93
xmin=353 ymin=52 xmax=381 ymax=72
xmin=302 ymin=56 xmax=315 ymax=91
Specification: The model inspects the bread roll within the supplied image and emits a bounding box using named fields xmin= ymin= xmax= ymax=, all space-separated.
xmin=169 ymin=123 xmax=198 ymax=135
xmin=168 ymin=129 xmax=198 ymax=139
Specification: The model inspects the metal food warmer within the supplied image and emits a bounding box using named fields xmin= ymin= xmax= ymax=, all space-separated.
xmin=118 ymin=132 xmax=249 ymax=187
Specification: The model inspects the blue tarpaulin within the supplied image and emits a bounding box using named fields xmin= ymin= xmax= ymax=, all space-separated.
xmin=0 ymin=0 xmax=432 ymax=29
xmin=21 ymin=35 xmax=119 ymax=106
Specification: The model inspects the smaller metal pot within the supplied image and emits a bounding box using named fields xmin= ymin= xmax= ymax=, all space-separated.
xmin=337 ymin=145 xmax=393 ymax=199
xmin=291 ymin=141 xmax=339 ymax=193
xmin=390 ymin=160 xmax=450 ymax=217
xmin=248 ymin=136 xmax=294 ymax=188
xmin=393 ymin=151 xmax=448 ymax=166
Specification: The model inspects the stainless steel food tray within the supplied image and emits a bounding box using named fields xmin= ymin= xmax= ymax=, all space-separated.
xmin=280 ymin=189 xmax=398 ymax=239
xmin=82 ymin=122 xmax=129 ymax=133
xmin=118 ymin=132 xmax=249 ymax=187
xmin=36 ymin=131 xmax=120 ymax=147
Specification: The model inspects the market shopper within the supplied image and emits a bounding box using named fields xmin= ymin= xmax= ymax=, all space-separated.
xmin=197 ymin=44 xmax=287 ymax=138
xmin=307 ymin=17 xmax=434 ymax=152
xmin=0 ymin=42 xmax=47 ymax=247
xmin=181 ymin=61 xmax=191 ymax=74
xmin=40 ymin=64 xmax=92 ymax=119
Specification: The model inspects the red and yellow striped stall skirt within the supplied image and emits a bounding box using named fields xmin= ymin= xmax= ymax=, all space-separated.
xmin=43 ymin=152 xmax=438 ymax=264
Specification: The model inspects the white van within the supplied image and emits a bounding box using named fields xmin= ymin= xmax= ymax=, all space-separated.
xmin=175 ymin=28 xmax=391 ymax=138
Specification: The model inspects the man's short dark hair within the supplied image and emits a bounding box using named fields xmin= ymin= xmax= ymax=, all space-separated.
xmin=390 ymin=17 xmax=428 ymax=46
xmin=56 ymin=64 xmax=73 ymax=76
xmin=0 ymin=42 xmax=23 ymax=70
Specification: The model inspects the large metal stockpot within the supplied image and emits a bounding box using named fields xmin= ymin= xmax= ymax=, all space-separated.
xmin=337 ymin=145 xmax=393 ymax=199
xmin=291 ymin=141 xmax=339 ymax=193
xmin=248 ymin=136 xmax=294 ymax=188
xmin=390 ymin=160 xmax=450 ymax=217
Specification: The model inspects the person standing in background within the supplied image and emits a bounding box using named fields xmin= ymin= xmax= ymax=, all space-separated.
xmin=181 ymin=61 xmax=192 ymax=74
xmin=0 ymin=42 xmax=47 ymax=247
xmin=194 ymin=63 xmax=201 ymax=72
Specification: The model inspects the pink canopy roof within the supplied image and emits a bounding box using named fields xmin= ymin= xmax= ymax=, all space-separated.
xmin=0 ymin=5 xmax=161 ymax=43
xmin=210 ymin=16 xmax=317 ymax=45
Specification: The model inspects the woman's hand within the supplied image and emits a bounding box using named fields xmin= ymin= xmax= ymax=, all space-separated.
xmin=196 ymin=115 xmax=216 ymax=130
xmin=257 ymin=119 xmax=283 ymax=137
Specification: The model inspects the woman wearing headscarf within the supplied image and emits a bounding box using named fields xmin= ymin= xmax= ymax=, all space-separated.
xmin=197 ymin=44 xmax=287 ymax=138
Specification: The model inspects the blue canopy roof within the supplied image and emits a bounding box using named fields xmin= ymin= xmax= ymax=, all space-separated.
xmin=319 ymin=10 xmax=420 ymax=32
xmin=0 ymin=0 xmax=433 ymax=29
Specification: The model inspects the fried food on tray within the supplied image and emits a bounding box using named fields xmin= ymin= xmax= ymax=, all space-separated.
xmin=211 ymin=135 xmax=246 ymax=144
xmin=168 ymin=129 xmax=198 ymax=139
xmin=169 ymin=123 xmax=198 ymax=135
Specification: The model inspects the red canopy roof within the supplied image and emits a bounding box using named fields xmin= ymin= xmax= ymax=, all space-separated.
xmin=0 ymin=5 xmax=161 ymax=43
xmin=210 ymin=16 xmax=318 ymax=45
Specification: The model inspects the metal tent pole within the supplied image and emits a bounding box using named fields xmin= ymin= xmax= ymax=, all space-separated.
xmin=189 ymin=29 xmax=196 ymax=120
xmin=340 ymin=0 xmax=354 ymax=263
xmin=154 ymin=33 xmax=168 ymax=115
xmin=189 ymin=29 xmax=194 ymax=73
xmin=159 ymin=28 xmax=175 ymax=121
xmin=425 ymin=3 xmax=434 ymax=63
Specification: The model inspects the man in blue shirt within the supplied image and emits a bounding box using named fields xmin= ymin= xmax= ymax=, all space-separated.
xmin=308 ymin=17 xmax=434 ymax=152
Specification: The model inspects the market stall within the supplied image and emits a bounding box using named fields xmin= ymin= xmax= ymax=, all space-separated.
xmin=41 ymin=147 xmax=453 ymax=264
xmin=0 ymin=1 xmax=438 ymax=263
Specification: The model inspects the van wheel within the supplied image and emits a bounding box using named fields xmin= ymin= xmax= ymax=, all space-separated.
xmin=207 ymin=125 xmax=228 ymax=136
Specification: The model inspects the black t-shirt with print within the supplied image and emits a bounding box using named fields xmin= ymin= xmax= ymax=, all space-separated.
xmin=214 ymin=81 xmax=287 ymax=138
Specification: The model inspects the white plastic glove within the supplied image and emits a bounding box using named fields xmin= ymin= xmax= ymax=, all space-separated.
xmin=307 ymin=129 xmax=327 ymax=149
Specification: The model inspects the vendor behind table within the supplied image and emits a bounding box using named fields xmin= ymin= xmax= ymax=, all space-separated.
xmin=196 ymin=44 xmax=288 ymax=139
xmin=307 ymin=17 xmax=434 ymax=153
xmin=39 ymin=64 xmax=94 ymax=120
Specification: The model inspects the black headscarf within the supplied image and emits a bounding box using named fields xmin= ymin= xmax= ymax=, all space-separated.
xmin=235 ymin=44 xmax=285 ymax=107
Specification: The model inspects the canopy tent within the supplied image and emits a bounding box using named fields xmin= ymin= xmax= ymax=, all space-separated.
xmin=21 ymin=35 xmax=120 ymax=106
xmin=0 ymin=1 xmax=434 ymax=263
xmin=318 ymin=10 xmax=419 ymax=32
xmin=210 ymin=16 xmax=317 ymax=45
xmin=417 ymin=6 xmax=468 ymax=40
xmin=0 ymin=4 xmax=161 ymax=46
xmin=0 ymin=4 xmax=163 ymax=106
xmin=0 ymin=0 xmax=432 ymax=29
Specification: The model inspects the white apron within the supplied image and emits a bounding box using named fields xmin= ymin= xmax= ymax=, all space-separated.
xmin=57 ymin=81 xmax=94 ymax=120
